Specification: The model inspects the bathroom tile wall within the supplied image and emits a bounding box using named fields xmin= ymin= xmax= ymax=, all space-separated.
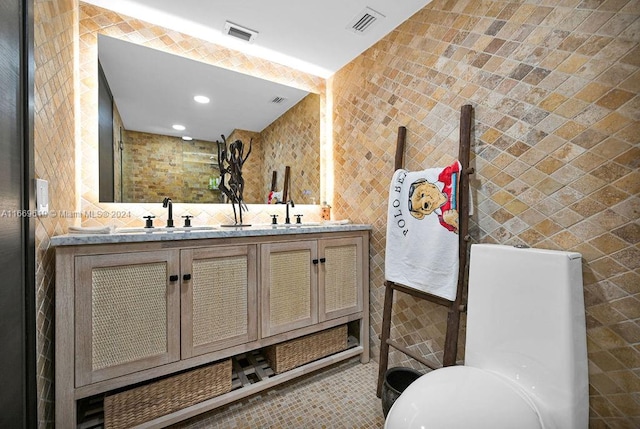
xmin=261 ymin=93 xmax=322 ymax=205
xmin=331 ymin=0 xmax=638 ymax=427
xmin=121 ymin=131 xmax=223 ymax=203
xmin=33 ymin=0 xmax=77 ymax=425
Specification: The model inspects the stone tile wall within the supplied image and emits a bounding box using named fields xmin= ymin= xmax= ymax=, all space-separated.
xmin=261 ymin=93 xmax=322 ymax=205
xmin=121 ymin=130 xmax=222 ymax=203
xmin=332 ymin=1 xmax=638 ymax=427
xmin=33 ymin=0 xmax=77 ymax=426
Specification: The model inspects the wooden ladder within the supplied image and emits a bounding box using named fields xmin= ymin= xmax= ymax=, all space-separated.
xmin=376 ymin=104 xmax=474 ymax=397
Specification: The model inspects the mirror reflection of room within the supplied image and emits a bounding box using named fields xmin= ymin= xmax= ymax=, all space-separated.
xmin=97 ymin=35 xmax=321 ymax=205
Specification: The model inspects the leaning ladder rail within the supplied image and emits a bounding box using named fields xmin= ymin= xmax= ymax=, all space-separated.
xmin=376 ymin=104 xmax=474 ymax=397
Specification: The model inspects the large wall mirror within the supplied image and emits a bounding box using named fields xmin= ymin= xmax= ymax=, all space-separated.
xmin=97 ymin=34 xmax=321 ymax=205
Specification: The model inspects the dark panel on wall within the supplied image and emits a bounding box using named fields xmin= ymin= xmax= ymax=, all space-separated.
xmin=0 ymin=0 xmax=36 ymax=426
xmin=98 ymin=61 xmax=115 ymax=202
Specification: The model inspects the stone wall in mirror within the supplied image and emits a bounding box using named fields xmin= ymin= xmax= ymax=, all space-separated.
xmin=98 ymin=34 xmax=321 ymax=205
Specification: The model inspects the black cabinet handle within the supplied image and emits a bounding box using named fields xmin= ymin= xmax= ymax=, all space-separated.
xmin=169 ymin=275 xmax=178 ymax=282
xmin=319 ymin=258 xmax=326 ymax=264
xmin=183 ymin=274 xmax=192 ymax=281
xmin=312 ymin=259 xmax=319 ymax=265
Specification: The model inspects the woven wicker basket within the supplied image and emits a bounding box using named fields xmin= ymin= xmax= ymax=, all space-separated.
xmin=104 ymin=359 xmax=231 ymax=428
xmin=265 ymin=325 xmax=348 ymax=374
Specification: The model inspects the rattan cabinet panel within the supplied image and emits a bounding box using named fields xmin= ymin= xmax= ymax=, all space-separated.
xmin=180 ymin=245 xmax=258 ymax=358
xmin=318 ymin=237 xmax=364 ymax=321
xmin=75 ymin=250 xmax=181 ymax=386
xmin=260 ymin=240 xmax=318 ymax=337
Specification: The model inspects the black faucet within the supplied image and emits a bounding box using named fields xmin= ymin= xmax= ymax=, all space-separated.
xmin=285 ymin=200 xmax=295 ymax=224
xmin=162 ymin=197 xmax=174 ymax=227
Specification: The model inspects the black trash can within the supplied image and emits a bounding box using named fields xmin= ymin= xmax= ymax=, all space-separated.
xmin=381 ymin=367 xmax=423 ymax=417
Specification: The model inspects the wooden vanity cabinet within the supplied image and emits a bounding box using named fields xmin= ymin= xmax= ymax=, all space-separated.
xmin=54 ymin=228 xmax=370 ymax=428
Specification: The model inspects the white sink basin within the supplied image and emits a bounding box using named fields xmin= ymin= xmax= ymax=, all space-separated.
xmin=252 ymin=222 xmax=321 ymax=228
xmin=116 ymin=226 xmax=216 ymax=234
xmin=252 ymin=220 xmax=349 ymax=229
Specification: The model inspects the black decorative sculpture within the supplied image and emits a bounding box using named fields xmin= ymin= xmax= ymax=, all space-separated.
xmin=218 ymin=135 xmax=252 ymax=226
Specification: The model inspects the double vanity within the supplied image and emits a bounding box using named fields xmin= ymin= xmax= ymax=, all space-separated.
xmin=53 ymin=223 xmax=370 ymax=428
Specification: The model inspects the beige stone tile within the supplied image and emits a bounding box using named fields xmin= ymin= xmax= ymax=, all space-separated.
xmin=534 ymin=218 xmax=564 ymax=237
xmin=588 ymin=326 xmax=630 ymax=350
xmin=575 ymin=81 xmax=613 ymax=103
xmin=571 ymin=241 xmax=604 ymax=261
xmin=541 ymin=180 xmax=570 ymax=201
xmin=570 ymin=197 xmax=607 ymax=217
xmin=490 ymin=189 xmax=515 ymax=206
xmin=610 ymin=320 xmax=640 ymax=344
xmin=596 ymin=88 xmax=636 ymax=110
xmin=591 ymin=257 xmax=630 ymax=278
xmin=589 ymin=233 xmax=630 ymax=254
xmin=609 ymin=345 xmax=640 ymax=368
xmin=592 ymin=185 xmax=631 ymax=206
xmin=589 ymin=350 xmax=627 ymax=372
xmin=612 ymin=221 xmax=640 ymax=245
xmin=613 ymin=147 xmax=640 ymax=169
xmin=549 ymin=229 xmax=582 ymax=247
xmin=590 ymin=372 xmax=626 ymax=395
xmin=593 ymin=112 xmax=632 ymax=135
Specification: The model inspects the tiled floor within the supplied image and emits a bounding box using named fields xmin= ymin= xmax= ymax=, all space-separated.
xmin=172 ymin=359 xmax=386 ymax=429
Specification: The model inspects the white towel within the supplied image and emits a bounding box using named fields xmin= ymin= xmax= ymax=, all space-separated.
xmin=385 ymin=161 xmax=461 ymax=301
xmin=68 ymin=225 xmax=113 ymax=235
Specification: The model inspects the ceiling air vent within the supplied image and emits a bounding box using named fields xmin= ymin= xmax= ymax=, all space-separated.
xmin=271 ymin=96 xmax=287 ymax=104
xmin=347 ymin=7 xmax=385 ymax=34
xmin=224 ymin=21 xmax=258 ymax=43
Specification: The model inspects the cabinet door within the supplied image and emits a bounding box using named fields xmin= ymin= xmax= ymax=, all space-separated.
xmin=261 ymin=240 xmax=318 ymax=337
xmin=180 ymin=245 xmax=257 ymax=358
xmin=75 ymin=250 xmax=181 ymax=386
xmin=318 ymin=237 xmax=364 ymax=322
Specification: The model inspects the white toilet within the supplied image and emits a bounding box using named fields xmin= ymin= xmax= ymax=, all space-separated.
xmin=385 ymin=244 xmax=588 ymax=429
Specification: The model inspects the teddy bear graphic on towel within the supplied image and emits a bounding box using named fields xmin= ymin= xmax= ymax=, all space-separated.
xmin=407 ymin=163 xmax=460 ymax=233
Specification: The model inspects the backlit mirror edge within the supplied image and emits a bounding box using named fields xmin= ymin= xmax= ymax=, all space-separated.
xmin=78 ymin=2 xmax=332 ymax=227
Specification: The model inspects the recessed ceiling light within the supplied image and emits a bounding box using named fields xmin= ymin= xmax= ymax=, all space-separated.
xmin=182 ymin=136 xmax=193 ymax=141
xmin=172 ymin=124 xmax=186 ymax=131
xmin=194 ymin=95 xmax=210 ymax=104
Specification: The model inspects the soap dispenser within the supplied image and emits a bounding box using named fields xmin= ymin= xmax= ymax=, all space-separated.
xmin=321 ymin=202 xmax=331 ymax=221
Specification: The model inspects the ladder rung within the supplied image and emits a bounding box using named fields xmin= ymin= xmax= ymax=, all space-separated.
xmin=389 ymin=282 xmax=454 ymax=307
xmin=386 ymin=339 xmax=440 ymax=370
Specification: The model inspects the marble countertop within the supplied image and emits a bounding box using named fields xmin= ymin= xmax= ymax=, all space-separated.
xmin=50 ymin=223 xmax=372 ymax=246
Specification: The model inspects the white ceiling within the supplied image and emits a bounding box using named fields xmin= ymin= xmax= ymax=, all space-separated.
xmin=85 ymin=0 xmax=431 ymax=76
xmin=88 ymin=0 xmax=432 ymax=143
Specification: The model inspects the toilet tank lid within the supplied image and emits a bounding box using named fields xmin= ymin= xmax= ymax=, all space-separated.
xmin=473 ymin=243 xmax=582 ymax=260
